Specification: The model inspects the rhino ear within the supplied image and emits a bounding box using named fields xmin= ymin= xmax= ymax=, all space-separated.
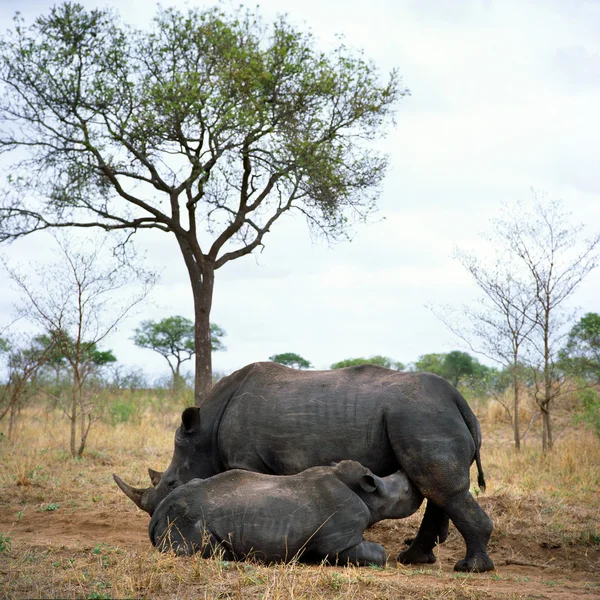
xmin=148 ymin=468 xmax=163 ymax=487
xmin=359 ymin=473 xmax=381 ymax=494
xmin=181 ymin=406 xmax=201 ymax=433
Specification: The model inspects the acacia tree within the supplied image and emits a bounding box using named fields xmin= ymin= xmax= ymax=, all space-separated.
xmin=133 ymin=316 xmax=226 ymax=389
xmin=331 ymin=356 xmax=404 ymax=370
xmin=0 ymin=3 xmax=404 ymax=405
xmin=269 ymin=352 xmax=311 ymax=369
xmin=412 ymin=351 xmax=487 ymax=388
xmin=6 ymin=235 xmax=152 ymax=456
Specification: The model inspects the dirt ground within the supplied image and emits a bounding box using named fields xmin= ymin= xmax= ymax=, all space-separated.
xmin=1 ymin=495 xmax=599 ymax=599
xmin=1 ymin=409 xmax=599 ymax=599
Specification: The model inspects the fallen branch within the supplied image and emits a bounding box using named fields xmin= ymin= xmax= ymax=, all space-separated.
xmin=502 ymin=559 xmax=552 ymax=569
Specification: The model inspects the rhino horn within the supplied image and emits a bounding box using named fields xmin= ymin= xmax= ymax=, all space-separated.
xmin=148 ymin=468 xmax=164 ymax=487
xmin=113 ymin=474 xmax=152 ymax=512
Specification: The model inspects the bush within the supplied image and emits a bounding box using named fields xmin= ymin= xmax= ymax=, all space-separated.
xmin=575 ymin=388 xmax=600 ymax=439
xmin=106 ymin=397 xmax=143 ymax=425
xmin=0 ymin=533 xmax=11 ymax=552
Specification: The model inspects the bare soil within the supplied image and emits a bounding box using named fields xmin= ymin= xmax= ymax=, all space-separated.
xmin=1 ymin=496 xmax=598 ymax=599
xmin=1 ymin=408 xmax=599 ymax=599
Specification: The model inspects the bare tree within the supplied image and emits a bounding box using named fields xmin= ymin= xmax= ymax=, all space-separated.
xmin=495 ymin=195 xmax=600 ymax=451
xmin=0 ymin=4 xmax=404 ymax=404
xmin=5 ymin=235 xmax=153 ymax=456
xmin=447 ymin=250 xmax=538 ymax=449
xmin=0 ymin=333 xmax=52 ymax=439
xmin=496 ymin=193 xmax=600 ymax=452
xmin=438 ymin=194 xmax=599 ymax=451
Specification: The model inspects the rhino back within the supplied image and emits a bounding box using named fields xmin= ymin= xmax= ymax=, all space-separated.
xmin=216 ymin=363 xmax=396 ymax=474
xmin=153 ymin=468 xmax=370 ymax=562
xmin=216 ymin=363 xmax=474 ymax=479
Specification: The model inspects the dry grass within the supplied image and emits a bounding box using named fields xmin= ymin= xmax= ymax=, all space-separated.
xmin=1 ymin=400 xmax=599 ymax=599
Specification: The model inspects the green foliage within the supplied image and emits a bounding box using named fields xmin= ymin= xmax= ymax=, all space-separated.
xmin=0 ymin=2 xmax=403 ymax=399
xmin=34 ymin=332 xmax=116 ymax=373
xmin=0 ymin=533 xmax=11 ymax=552
xmin=106 ymin=397 xmax=142 ymax=425
xmin=330 ymin=356 xmax=403 ymax=370
xmin=413 ymin=353 xmax=446 ymax=376
xmin=209 ymin=324 xmax=227 ymax=353
xmin=574 ymin=388 xmax=600 ymax=440
xmin=414 ymin=351 xmax=489 ymax=388
xmin=133 ymin=316 xmax=226 ymax=388
xmin=133 ymin=316 xmax=226 ymax=356
xmin=133 ymin=317 xmax=195 ymax=354
xmin=0 ymin=2 xmax=402 ymax=247
xmin=459 ymin=365 xmax=503 ymax=400
xmin=88 ymin=589 xmax=111 ymax=600
xmin=560 ymin=313 xmax=600 ymax=381
xmin=269 ymin=352 xmax=312 ymax=369
xmin=444 ymin=351 xmax=481 ymax=387
xmin=44 ymin=503 xmax=60 ymax=511
xmin=0 ymin=334 xmax=53 ymax=427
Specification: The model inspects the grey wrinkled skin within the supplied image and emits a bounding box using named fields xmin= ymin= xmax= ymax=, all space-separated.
xmin=115 ymin=362 xmax=495 ymax=572
xmin=149 ymin=460 xmax=423 ymax=565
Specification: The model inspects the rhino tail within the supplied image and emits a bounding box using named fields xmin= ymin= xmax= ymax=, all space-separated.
xmin=475 ymin=448 xmax=486 ymax=492
xmin=450 ymin=385 xmax=487 ymax=493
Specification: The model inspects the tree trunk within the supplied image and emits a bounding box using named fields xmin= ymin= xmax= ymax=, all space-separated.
xmin=80 ymin=392 xmax=85 ymax=443
xmin=193 ymin=269 xmax=214 ymax=406
xmin=70 ymin=370 xmax=81 ymax=457
xmin=176 ymin=234 xmax=215 ymax=406
xmin=77 ymin=413 xmax=91 ymax=457
xmin=543 ymin=381 xmax=553 ymax=451
xmin=542 ymin=310 xmax=553 ymax=452
xmin=512 ymin=362 xmax=521 ymax=450
xmin=70 ymin=381 xmax=77 ymax=456
xmin=8 ymin=400 xmax=17 ymax=441
xmin=541 ymin=404 xmax=551 ymax=452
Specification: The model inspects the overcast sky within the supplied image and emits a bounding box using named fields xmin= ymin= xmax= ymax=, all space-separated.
xmin=1 ymin=0 xmax=599 ymax=380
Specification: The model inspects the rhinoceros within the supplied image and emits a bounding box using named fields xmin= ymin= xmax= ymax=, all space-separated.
xmin=148 ymin=460 xmax=423 ymax=565
xmin=115 ymin=362 xmax=494 ymax=572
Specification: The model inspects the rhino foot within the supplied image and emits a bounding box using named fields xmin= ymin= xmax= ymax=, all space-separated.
xmin=397 ymin=546 xmax=437 ymax=565
xmin=453 ymin=554 xmax=495 ymax=573
xmin=337 ymin=541 xmax=387 ymax=567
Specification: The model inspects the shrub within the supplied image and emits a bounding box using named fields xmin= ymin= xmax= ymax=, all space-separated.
xmin=575 ymin=388 xmax=600 ymax=440
xmin=108 ymin=399 xmax=141 ymax=425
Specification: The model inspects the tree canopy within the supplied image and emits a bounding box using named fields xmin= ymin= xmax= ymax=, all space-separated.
xmin=414 ymin=351 xmax=488 ymax=388
xmin=0 ymin=2 xmax=405 ymax=404
xmin=133 ymin=316 xmax=225 ymax=388
xmin=35 ymin=332 xmax=116 ymax=372
xmin=330 ymin=356 xmax=404 ymax=370
xmin=269 ymin=352 xmax=311 ymax=369
xmin=560 ymin=312 xmax=600 ymax=381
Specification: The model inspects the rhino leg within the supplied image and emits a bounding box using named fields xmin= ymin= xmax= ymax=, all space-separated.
xmin=398 ymin=501 xmax=449 ymax=565
xmin=336 ymin=540 xmax=387 ymax=567
xmin=399 ymin=495 xmax=493 ymax=572
xmin=444 ymin=492 xmax=494 ymax=572
xmin=154 ymin=523 xmax=235 ymax=560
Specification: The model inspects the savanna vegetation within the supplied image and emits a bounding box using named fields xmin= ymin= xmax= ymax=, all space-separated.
xmin=0 ymin=390 xmax=599 ymax=599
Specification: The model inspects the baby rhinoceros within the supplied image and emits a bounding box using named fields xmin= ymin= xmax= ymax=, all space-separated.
xmin=149 ymin=460 xmax=423 ymax=566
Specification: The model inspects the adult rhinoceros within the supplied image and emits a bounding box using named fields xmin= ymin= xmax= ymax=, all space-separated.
xmin=115 ymin=362 xmax=494 ymax=572
xmin=149 ymin=460 xmax=423 ymax=565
